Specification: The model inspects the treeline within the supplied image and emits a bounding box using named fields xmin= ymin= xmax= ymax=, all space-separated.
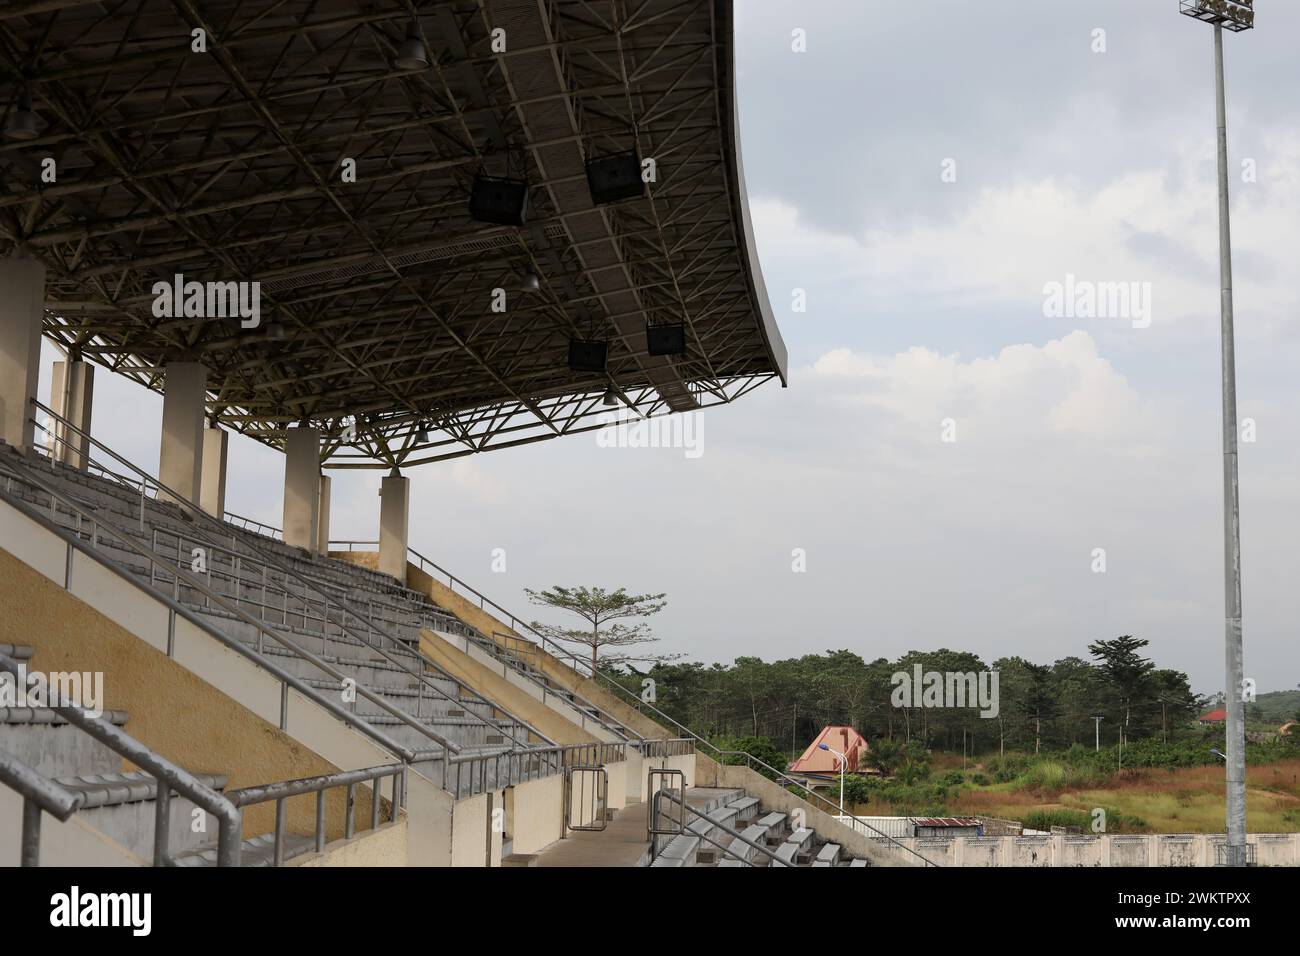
xmin=608 ymin=637 xmax=1204 ymax=757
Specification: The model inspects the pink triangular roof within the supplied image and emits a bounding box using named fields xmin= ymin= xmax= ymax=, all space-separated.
xmin=788 ymin=725 xmax=869 ymax=774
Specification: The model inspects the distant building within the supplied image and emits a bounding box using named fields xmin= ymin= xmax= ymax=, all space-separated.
xmin=912 ymin=817 xmax=985 ymax=839
xmin=787 ymin=725 xmax=872 ymax=784
xmin=1198 ymin=708 xmax=1227 ymax=726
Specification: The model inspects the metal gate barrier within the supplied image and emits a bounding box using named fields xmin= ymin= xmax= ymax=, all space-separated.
xmin=645 ymin=767 xmax=686 ymax=848
xmin=564 ymin=765 xmax=608 ymax=832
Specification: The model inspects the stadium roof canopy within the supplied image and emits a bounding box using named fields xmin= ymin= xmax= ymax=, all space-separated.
xmin=0 ymin=0 xmax=786 ymax=468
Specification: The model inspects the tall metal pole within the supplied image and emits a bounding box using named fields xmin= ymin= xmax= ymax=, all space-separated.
xmin=1213 ymin=22 xmax=1247 ymax=867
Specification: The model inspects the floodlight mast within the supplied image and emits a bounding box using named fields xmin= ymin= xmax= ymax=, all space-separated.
xmin=1178 ymin=0 xmax=1254 ymax=868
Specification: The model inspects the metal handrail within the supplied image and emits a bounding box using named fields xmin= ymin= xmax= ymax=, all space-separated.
xmin=0 ymin=456 xmax=439 ymax=771
xmin=0 ymin=650 xmax=242 ymax=867
xmin=28 ymin=401 xmax=546 ymax=755
xmin=650 ymin=787 xmax=793 ymax=867
xmin=224 ymin=510 xmax=283 ymax=541
xmin=330 ymin=539 xmax=642 ymax=742
xmin=444 ymin=738 xmax=646 ymax=799
xmin=225 ymin=763 xmax=405 ymax=864
xmin=336 ymin=539 xmax=938 ymax=865
xmin=0 ymin=750 xmax=83 ymax=867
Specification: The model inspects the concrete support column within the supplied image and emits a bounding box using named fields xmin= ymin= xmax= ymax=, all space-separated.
xmin=158 ymin=362 xmax=207 ymax=506
xmin=50 ymin=360 xmax=95 ymax=469
xmin=379 ymin=471 xmax=410 ymax=584
xmin=200 ymin=426 xmax=228 ymax=518
xmin=317 ymin=475 xmax=331 ymax=555
xmin=283 ymin=426 xmax=321 ymax=552
xmin=0 ymin=254 xmax=47 ymax=453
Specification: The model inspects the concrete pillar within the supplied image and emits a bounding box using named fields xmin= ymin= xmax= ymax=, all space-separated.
xmin=48 ymin=361 xmax=66 ymax=456
xmin=158 ymin=362 xmax=207 ymax=506
xmin=50 ymin=360 xmax=94 ymax=469
xmin=379 ymin=471 xmax=410 ymax=584
xmin=0 ymin=254 xmax=47 ymax=453
xmin=200 ymin=426 xmax=228 ymax=518
xmin=283 ymin=426 xmax=321 ymax=552
xmin=317 ymin=474 xmax=331 ymax=555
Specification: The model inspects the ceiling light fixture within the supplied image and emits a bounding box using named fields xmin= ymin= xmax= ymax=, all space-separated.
xmin=5 ymin=92 xmax=38 ymax=141
xmin=394 ymin=25 xmax=430 ymax=71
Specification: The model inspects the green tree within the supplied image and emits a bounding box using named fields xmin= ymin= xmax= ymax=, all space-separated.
xmin=866 ymin=737 xmax=904 ymax=776
xmin=1088 ymin=635 xmax=1156 ymax=754
xmin=525 ymin=585 xmax=673 ymax=669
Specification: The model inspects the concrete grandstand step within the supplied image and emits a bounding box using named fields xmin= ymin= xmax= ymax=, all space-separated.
xmin=716 ymin=823 xmax=779 ymax=867
xmin=786 ymin=826 xmax=815 ymax=857
xmin=294 ymin=676 xmax=498 ymax=720
xmin=754 ymin=810 xmax=787 ymax=843
xmin=52 ymin=770 xmax=228 ymax=860
xmin=773 ymin=842 xmax=800 ymax=865
xmin=173 ymin=831 xmax=318 ymax=867
xmin=812 ymin=843 xmax=842 ymax=867
xmin=727 ymin=795 xmax=760 ymax=826
xmin=0 ymin=708 xmax=130 ymax=779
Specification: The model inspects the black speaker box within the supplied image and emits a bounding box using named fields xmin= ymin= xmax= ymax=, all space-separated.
xmin=469 ymin=175 xmax=529 ymax=226
xmin=646 ymin=322 xmax=686 ymax=356
xmin=568 ymin=339 xmax=608 ymax=373
xmin=586 ymin=150 xmax=644 ymax=205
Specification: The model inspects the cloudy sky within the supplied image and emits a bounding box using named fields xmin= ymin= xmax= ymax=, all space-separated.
xmin=48 ymin=1 xmax=1299 ymax=694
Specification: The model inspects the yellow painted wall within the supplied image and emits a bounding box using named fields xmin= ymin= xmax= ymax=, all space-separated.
xmin=508 ymin=774 xmax=565 ymax=856
xmin=294 ymin=819 xmax=409 ymax=867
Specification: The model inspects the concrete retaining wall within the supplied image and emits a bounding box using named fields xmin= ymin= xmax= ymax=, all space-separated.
xmin=886 ymin=832 xmax=1300 ymax=866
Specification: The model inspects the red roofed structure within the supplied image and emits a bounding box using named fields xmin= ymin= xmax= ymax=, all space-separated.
xmin=1198 ymin=708 xmax=1227 ymax=725
xmin=787 ymin=725 xmax=872 ymax=780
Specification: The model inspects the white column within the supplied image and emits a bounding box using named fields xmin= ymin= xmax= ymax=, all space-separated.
xmin=0 ymin=254 xmax=47 ymax=453
xmin=283 ymin=426 xmax=321 ymax=552
xmin=200 ymin=426 xmax=228 ymax=518
xmin=52 ymin=360 xmax=94 ymax=469
xmin=317 ymin=474 xmax=332 ymax=555
xmin=48 ymin=360 xmax=67 ymax=456
xmin=379 ymin=471 xmax=410 ymax=584
xmin=158 ymin=362 xmax=207 ymax=506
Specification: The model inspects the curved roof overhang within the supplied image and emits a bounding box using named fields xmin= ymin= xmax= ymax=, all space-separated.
xmin=0 ymin=0 xmax=786 ymax=468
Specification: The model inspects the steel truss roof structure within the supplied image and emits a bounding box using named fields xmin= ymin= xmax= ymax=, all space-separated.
xmin=0 ymin=0 xmax=787 ymax=468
